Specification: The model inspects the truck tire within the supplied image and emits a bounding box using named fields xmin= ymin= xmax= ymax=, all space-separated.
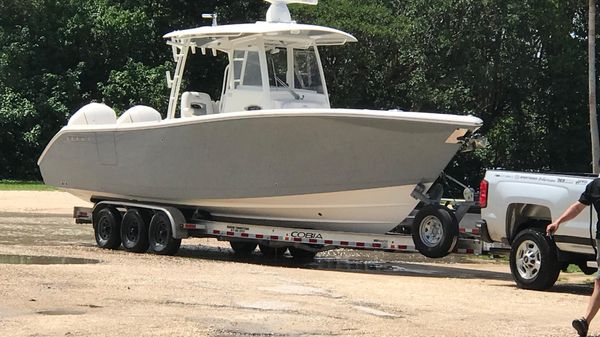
xmin=93 ymin=206 xmax=122 ymax=249
xmin=412 ymin=205 xmax=458 ymax=258
xmin=148 ymin=211 xmax=181 ymax=256
xmin=120 ymin=209 xmax=150 ymax=253
xmin=230 ymin=241 xmax=257 ymax=255
xmin=258 ymin=244 xmax=287 ymax=258
xmin=509 ymin=228 xmax=560 ymax=290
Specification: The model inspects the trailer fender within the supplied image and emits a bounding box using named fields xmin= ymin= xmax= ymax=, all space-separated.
xmin=94 ymin=201 xmax=189 ymax=239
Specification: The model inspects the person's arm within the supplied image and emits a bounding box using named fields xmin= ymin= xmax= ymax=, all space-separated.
xmin=546 ymin=201 xmax=587 ymax=235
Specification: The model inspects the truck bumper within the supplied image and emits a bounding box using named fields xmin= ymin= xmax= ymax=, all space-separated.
xmin=476 ymin=220 xmax=494 ymax=243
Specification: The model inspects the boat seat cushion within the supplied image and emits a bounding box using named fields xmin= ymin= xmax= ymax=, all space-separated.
xmin=68 ymin=103 xmax=117 ymax=125
xmin=181 ymin=91 xmax=214 ymax=117
xmin=117 ymin=106 xmax=162 ymax=125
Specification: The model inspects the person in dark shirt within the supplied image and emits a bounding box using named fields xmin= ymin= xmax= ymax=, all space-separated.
xmin=547 ymin=178 xmax=600 ymax=337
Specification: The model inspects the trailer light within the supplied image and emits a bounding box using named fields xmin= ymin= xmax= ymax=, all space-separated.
xmin=479 ymin=179 xmax=489 ymax=208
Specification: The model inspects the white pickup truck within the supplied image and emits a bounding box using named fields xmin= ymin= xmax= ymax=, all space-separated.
xmin=479 ymin=170 xmax=599 ymax=290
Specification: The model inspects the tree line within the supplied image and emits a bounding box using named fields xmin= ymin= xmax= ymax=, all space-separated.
xmin=0 ymin=0 xmax=594 ymax=187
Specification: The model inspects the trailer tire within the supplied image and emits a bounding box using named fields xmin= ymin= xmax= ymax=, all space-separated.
xmin=289 ymin=247 xmax=316 ymax=260
xmin=148 ymin=211 xmax=181 ymax=256
xmin=230 ymin=241 xmax=257 ymax=255
xmin=93 ymin=206 xmax=122 ymax=250
xmin=509 ymin=228 xmax=560 ymax=290
xmin=121 ymin=209 xmax=150 ymax=253
xmin=258 ymin=244 xmax=287 ymax=258
xmin=412 ymin=205 xmax=458 ymax=258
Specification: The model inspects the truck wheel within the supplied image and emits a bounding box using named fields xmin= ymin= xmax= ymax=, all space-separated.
xmin=148 ymin=211 xmax=181 ymax=256
xmin=258 ymin=244 xmax=287 ymax=258
xmin=510 ymin=228 xmax=560 ymax=290
xmin=120 ymin=209 xmax=150 ymax=253
xmin=230 ymin=241 xmax=257 ymax=255
xmin=412 ymin=205 xmax=458 ymax=258
xmin=93 ymin=206 xmax=122 ymax=249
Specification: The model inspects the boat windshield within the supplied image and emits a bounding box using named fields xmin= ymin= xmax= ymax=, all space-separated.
xmin=267 ymin=47 xmax=324 ymax=94
xmin=232 ymin=50 xmax=263 ymax=88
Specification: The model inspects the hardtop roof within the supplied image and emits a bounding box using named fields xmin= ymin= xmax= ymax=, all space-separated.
xmin=164 ymin=22 xmax=357 ymax=48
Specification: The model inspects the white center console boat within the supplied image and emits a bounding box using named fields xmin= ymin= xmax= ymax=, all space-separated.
xmin=38 ymin=0 xmax=482 ymax=242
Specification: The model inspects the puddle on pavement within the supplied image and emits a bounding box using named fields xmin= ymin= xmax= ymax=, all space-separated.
xmin=178 ymin=245 xmax=441 ymax=275
xmin=304 ymin=257 xmax=440 ymax=275
xmin=317 ymin=248 xmax=487 ymax=264
xmin=0 ymin=254 xmax=99 ymax=265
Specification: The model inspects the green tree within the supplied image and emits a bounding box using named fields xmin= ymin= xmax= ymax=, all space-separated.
xmin=297 ymin=0 xmax=590 ymax=186
xmin=0 ymin=0 xmax=596 ymax=186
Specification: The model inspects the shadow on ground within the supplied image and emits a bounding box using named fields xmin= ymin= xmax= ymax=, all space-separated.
xmin=175 ymin=244 xmax=600 ymax=296
xmin=174 ymin=244 xmax=514 ymax=282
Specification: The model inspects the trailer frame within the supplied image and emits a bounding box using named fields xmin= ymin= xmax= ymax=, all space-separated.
xmin=74 ymin=201 xmax=485 ymax=256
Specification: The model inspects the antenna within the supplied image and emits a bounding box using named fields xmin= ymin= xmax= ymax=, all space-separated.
xmin=202 ymin=13 xmax=218 ymax=26
xmin=264 ymin=0 xmax=318 ymax=23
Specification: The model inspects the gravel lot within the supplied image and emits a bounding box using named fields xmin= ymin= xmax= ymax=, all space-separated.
xmin=0 ymin=191 xmax=596 ymax=337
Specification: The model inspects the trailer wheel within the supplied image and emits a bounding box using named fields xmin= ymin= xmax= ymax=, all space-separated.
xmin=509 ymin=228 xmax=560 ymax=290
xmin=120 ymin=209 xmax=150 ymax=253
xmin=289 ymin=247 xmax=316 ymax=260
xmin=412 ymin=205 xmax=458 ymax=258
xmin=258 ymin=244 xmax=287 ymax=258
xmin=148 ymin=211 xmax=181 ymax=256
xmin=93 ymin=206 xmax=122 ymax=249
xmin=230 ymin=241 xmax=257 ymax=255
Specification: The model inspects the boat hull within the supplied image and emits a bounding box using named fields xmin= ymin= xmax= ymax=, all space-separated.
xmin=60 ymin=184 xmax=428 ymax=234
xmin=39 ymin=109 xmax=481 ymax=234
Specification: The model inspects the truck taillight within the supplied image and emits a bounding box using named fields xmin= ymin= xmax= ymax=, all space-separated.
xmin=479 ymin=179 xmax=488 ymax=208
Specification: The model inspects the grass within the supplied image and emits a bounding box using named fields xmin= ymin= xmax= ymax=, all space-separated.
xmin=565 ymin=264 xmax=583 ymax=274
xmin=0 ymin=180 xmax=55 ymax=191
